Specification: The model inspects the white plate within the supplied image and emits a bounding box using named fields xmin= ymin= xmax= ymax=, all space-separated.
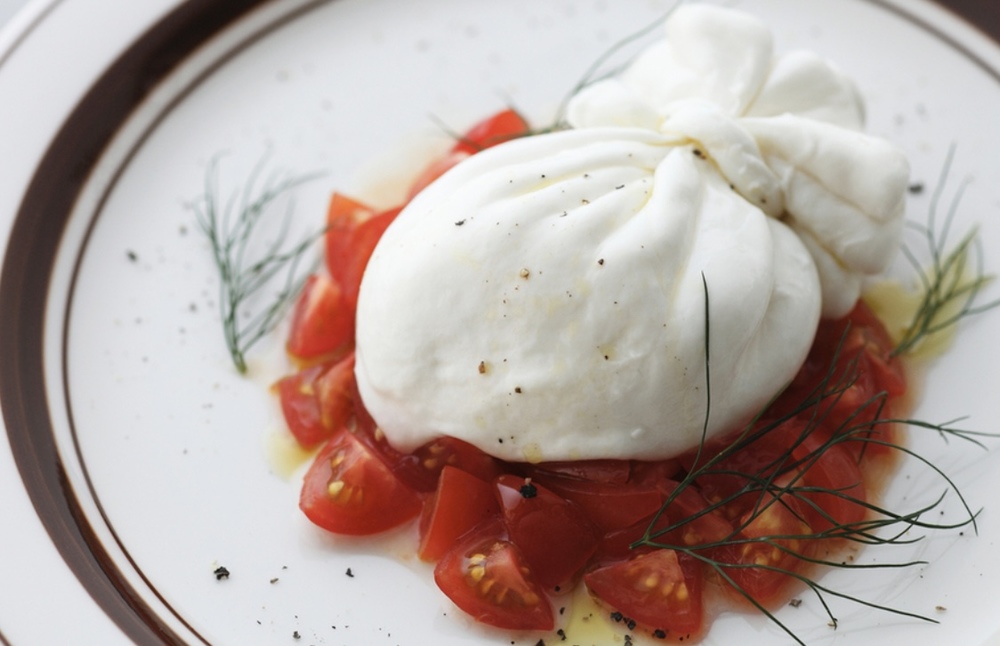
xmin=2 ymin=0 xmax=1000 ymax=644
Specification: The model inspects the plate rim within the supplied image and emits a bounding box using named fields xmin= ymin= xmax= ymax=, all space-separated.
xmin=1 ymin=0 xmax=999 ymax=644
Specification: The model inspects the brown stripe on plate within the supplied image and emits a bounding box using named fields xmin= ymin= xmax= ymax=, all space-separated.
xmin=0 ymin=0 xmax=996 ymax=645
xmin=0 ymin=0 xmax=323 ymax=643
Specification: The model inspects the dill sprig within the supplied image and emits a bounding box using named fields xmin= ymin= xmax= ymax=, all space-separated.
xmin=192 ymin=154 xmax=323 ymax=373
xmin=893 ymin=147 xmax=1000 ymax=356
xmin=548 ymin=2 xmax=680 ymax=129
xmin=632 ymin=275 xmax=993 ymax=645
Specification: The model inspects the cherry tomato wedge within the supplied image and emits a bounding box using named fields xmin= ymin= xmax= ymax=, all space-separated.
xmin=300 ymin=429 xmax=422 ymax=535
xmin=792 ymin=435 xmax=866 ymax=530
xmin=275 ymin=353 xmax=356 ymax=448
xmin=419 ymin=466 xmax=500 ymax=562
xmin=526 ymin=473 xmax=664 ymax=533
xmin=434 ymin=520 xmax=554 ymax=631
xmin=407 ymin=108 xmax=531 ymax=198
xmin=324 ymin=193 xmax=400 ymax=309
xmin=585 ymin=549 xmax=704 ymax=636
xmin=286 ymin=273 xmax=353 ymax=361
xmin=713 ymin=494 xmax=811 ymax=608
xmin=495 ymin=475 xmax=600 ymax=589
xmin=451 ymin=108 xmax=530 ymax=155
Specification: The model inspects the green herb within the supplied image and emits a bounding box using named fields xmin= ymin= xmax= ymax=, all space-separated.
xmin=192 ymin=154 xmax=323 ymax=373
xmin=632 ymin=264 xmax=994 ymax=645
xmin=549 ymin=2 xmax=679 ymax=129
xmin=893 ymin=146 xmax=1000 ymax=356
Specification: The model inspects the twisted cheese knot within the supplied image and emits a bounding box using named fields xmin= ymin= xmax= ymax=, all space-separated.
xmin=567 ymin=4 xmax=909 ymax=317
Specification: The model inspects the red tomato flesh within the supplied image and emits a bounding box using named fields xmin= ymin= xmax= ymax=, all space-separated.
xmin=300 ymin=429 xmax=422 ymax=535
xmin=434 ymin=520 xmax=554 ymax=631
xmin=712 ymin=494 xmax=812 ymax=608
xmin=585 ymin=549 xmax=704 ymax=636
xmin=275 ymin=353 xmax=356 ymax=448
xmin=495 ymin=475 xmax=600 ymax=590
xmin=419 ymin=466 xmax=500 ymax=562
xmin=285 ymin=273 xmax=353 ymax=361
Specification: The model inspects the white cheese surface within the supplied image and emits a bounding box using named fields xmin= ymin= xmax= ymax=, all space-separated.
xmin=354 ymin=4 xmax=908 ymax=462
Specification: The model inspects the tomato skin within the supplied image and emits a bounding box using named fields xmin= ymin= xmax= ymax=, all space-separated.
xmin=434 ymin=520 xmax=554 ymax=631
xmin=300 ymin=429 xmax=422 ymax=535
xmin=712 ymin=494 xmax=812 ymax=608
xmin=419 ymin=467 xmax=501 ymax=562
xmin=792 ymin=435 xmax=866 ymax=530
xmin=324 ymin=193 xmax=400 ymax=309
xmin=286 ymin=274 xmax=354 ymax=361
xmin=585 ymin=549 xmax=704 ymax=636
xmin=408 ymin=108 xmax=531 ymax=198
xmin=777 ymin=301 xmax=905 ymax=437
xmin=451 ymin=108 xmax=530 ymax=155
xmin=274 ymin=363 xmax=328 ymax=448
xmin=528 ymin=473 xmax=664 ymax=533
xmin=276 ymin=353 xmax=356 ymax=449
xmin=690 ymin=419 xmax=806 ymax=520
xmin=527 ymin=459 xmax=633 ymax=485
xmin=494 ymin=475 xmax=600 ymax=590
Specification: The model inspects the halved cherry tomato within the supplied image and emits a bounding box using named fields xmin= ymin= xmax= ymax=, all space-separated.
xmin=526 ymin=473 xmax=663 ymax=533
xmin=352 ymin=420 xmax=504 ymax=494
xmin=494 ymin=475 xmax=600 ymax=589
xmin=274 ymin=363 xmax=328 ymax=448
xmin=845 ymin=300 xmax=906 ymax=397
xmin=585 ymin=549 xmax=704 ymax=636
xmin=408 ymin=108 xmax=531 ymax=198
xmin=593 ymin=485 xmax=734 ymax=566
xmin=712 ymin=494 xmax=811 ymax=608
xmin=792 ymin=435 xmax=866 ymax=530
xmin=275 ymin=353 xmax=356 ymax=448
xmin=452 ymin=108 xmax=530 ymax=155
xmin=286 ymin=273 xmax=354 ymax=361
xmin=777 ymin=301 xmax=905 ymax=441
xmin=689 ymin=419 xmax=806 ymax=520
xmin=324 ymin=193 xmax=401 ymax=309
xmin=419 ymin=466 xmax=500 ymax=561
xmin=434 ymin=519 xmax=554 ymax=631
xmin=300 ymin=429 xmax=422 ymax=535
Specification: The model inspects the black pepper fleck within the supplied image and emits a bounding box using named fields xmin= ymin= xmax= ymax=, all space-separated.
xmin=908 ymin=182 xmax=925 ymax=194
xmin=345 ymin=567 xmax=354 ymax=578
xmin=126 ymin=250 xmax=138 ymax=262
xmin=455 ymin=219 xmax=466 ymax=226
xmin=514 ymin=386 xmax=522 ymax=394
xmin=653 ymin=629 xmax=667 ymax=639
xmin=213 ymin=566 xmax=230 ymax=580
xmin=293 ymin=631 xmax=301 ymax=640
xmin=556 ymin=628 xmax=566 ymax=641
xmin=519 ymin=482 xmax=538 ymax=499
xmin=597 ymin=258 xmax=604 ymax=265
